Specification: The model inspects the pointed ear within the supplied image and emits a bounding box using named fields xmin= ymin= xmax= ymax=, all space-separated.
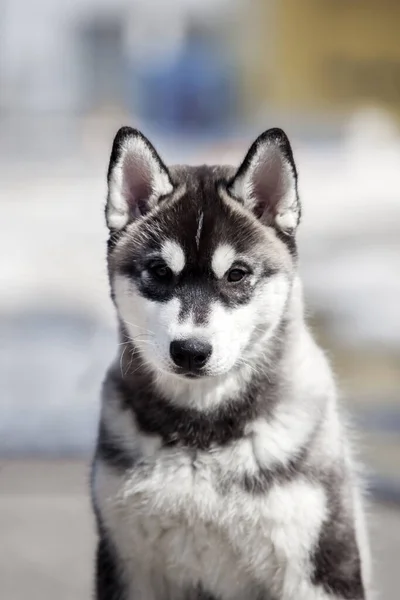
xmin=228 ymin=128 xmax=300 ymax=235
xmin=106 ymin=127 xmax=174 ymax=230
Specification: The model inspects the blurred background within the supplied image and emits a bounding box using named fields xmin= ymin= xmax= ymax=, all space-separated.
xmin=0 ymin=0 xmax=399 ymax=598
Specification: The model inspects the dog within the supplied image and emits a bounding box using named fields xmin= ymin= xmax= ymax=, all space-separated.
xmin=91 ymin=126 xmax=371 ymax=599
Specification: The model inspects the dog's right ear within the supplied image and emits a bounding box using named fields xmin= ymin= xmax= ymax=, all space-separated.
xmin=106 ymin=127 xmax=173 ymax=230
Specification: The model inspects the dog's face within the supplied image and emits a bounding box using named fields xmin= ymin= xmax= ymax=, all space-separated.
xmin=106 ymin=128 xmax=300 ymax=381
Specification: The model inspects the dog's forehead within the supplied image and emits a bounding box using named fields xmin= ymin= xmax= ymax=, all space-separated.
xmin=144 ymin=164 xmax=264 ymax=257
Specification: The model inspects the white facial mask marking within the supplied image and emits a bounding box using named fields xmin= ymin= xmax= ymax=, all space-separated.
xmin=161 ymin=240 xmax=185 ymax=274
xmin=114 ymin=271 xmax=290 ymax=390
xmin=211 ymin=244 xmax=236 ymax=279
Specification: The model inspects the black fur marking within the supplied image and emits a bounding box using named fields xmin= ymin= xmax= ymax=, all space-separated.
xmin=120 ymin=374 xmax=271 ymax=450
xmin=177 ymin=281 xmax=213 ymax=324
xmin=274 ymin=229 xmax=298 ymax=259
xmin=260 ymin=263 xmax=280 ymax=279
xmin=239 ymin=446 xmax=310 ymax=494
xmin=95 ymin=532 xmax=127 ymax=600
xmin=311 ymin=472 xmax=365 ymax=599
xmin=96 ymin=422 xmax=138 ymax=472
xmin=107 ymin=229 xmax=126 ymax=252
xmin=108 ymin=350 xmax=279 ymax=450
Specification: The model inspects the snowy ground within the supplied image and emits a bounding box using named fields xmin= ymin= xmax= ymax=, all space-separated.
xmin=1 ymin=112 xmax=400 ymax=455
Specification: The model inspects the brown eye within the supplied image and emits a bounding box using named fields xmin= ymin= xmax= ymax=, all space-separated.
xmin=227 ymin=268 xmax=247 ymax=283
xmin=149 ymin=263 xmax=172 ymax=281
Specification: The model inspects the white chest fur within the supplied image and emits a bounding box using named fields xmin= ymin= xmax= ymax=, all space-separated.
xmin=93 ymin=433 xmax=327 ymax=600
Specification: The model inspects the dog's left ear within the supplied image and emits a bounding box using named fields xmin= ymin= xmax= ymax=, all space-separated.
xmin=228 ymin=128 xmax=300 ymax=234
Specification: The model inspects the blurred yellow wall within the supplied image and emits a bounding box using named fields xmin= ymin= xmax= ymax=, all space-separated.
xmin=244 ymin=0 xmax=400 ymax=118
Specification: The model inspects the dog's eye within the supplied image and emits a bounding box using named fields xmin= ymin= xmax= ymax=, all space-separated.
xmin=226 ymin=268 xmax=247 ymax=283
xmin=149 ymin=264 xmax=172 ymax=281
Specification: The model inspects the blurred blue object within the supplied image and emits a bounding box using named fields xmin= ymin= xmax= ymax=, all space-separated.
xmin=129 ymin=26 xmax=237 ymax=136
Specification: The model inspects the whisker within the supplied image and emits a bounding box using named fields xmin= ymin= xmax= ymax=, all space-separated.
xmin=119 ymin=345 xmax=127 ymax=377
xmin=123 ymin=320 xmax=156 ymax=336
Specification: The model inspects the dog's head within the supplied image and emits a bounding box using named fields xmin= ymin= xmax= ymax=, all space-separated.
xmin=106 ymin=127 xmax=300 ymax=383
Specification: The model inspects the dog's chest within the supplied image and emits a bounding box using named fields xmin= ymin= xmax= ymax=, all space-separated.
xmin=95 ymin=436 xmax=325 ymax=599
xmin=96 ymin=438 xmax=279 ymax=596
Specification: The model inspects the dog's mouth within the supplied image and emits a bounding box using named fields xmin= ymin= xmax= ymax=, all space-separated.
xmin=173 ymin=368 xmax=207 ymax=380
xmin=164 ymin=363 xmax=220 ymax=381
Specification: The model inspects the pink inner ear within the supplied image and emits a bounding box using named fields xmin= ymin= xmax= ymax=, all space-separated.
xmin=122 ymin=154 xmax=154 ymax=217
xmin=252 ymin=151 xmax=285 ymax=219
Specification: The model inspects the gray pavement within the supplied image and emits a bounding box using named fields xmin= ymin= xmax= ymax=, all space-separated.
xmin=0 ymin=460 xmax=399 ymax=600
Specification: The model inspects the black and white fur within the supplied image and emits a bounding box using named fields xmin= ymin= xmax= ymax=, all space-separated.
xmin=91 ymin=126 xmax=371 ymax=599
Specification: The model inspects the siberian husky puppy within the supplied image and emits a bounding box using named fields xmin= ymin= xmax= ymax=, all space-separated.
xmin=91 ymin=126 xmax=370 ymax=600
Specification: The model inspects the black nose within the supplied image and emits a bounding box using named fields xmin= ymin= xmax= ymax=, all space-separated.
xmin=170 ymin=339 xmax=212 ymax=372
